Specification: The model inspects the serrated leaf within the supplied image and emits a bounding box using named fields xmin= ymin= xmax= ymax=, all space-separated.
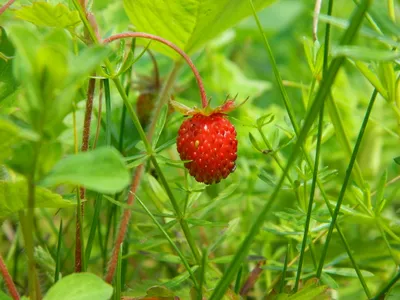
xmin=124 ymin=0 xmax=276 ymax=59
xmin=152 ymin=104 xmax=169 ymax=148
xmin=0 ymin=180 xmax=75 ymax=219
xmin=43 ymin=273 xmax=113 ymax=300
xmin=41 ymin=147 xmax=130 ymax=194
xmin=15 ymin=2 xmax=80 ymax=29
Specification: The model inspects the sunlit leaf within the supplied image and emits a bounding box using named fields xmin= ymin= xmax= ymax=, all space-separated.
xmin=124 ymin=0 xmax=276 ymax=58
xmin=41 ymin=147 xmax=130 ymax=194
xmin=0 ymin=180 xmax=75 ymax=219
xmin=14 ymin=2 xmax=80 ymax=29
xmin=44 ymin=273 xmax=113 ymax=300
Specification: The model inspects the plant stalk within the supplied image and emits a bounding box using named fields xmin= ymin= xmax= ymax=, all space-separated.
xmin=0 ymin=253 xmax=20 ymax=300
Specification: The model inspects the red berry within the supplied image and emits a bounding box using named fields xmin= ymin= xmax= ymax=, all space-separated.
xmin=177 ymin=113 xmax=238 ymax=184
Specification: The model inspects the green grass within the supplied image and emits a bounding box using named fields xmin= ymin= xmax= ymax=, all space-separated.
xmin=1 ymin=0 xmax=400 ymax=299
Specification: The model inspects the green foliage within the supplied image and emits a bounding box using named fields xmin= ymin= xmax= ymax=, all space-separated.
xmin=0 ymin=27 xmax=18 ymax=102
xmin=0 ymin=180 xmax=75 ymax=219
xmin=123 ymin=0 xmax=276 ymax=58
xmin=43 ymin=273 xmax=113 ymax=300
xmin=14 ymin=2 xmax=81 ymax=30
xmin=1 ymin=0 xmax=400 ymax=299
xmin=41 ymin=147 xmax=130 ymax=194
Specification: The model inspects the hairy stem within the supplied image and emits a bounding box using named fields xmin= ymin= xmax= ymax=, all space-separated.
xmin=105 ymin=165 xmax=144 ymax=283
xmin=105 ymin=63 xmax=183 ymax=282
xmin=103 ymin=32 xmax=208 ymax=108
xmin=0 ymin=253 xmax=20 ymax=300
xmin=75 ymin=77 xmax=96 ymax=272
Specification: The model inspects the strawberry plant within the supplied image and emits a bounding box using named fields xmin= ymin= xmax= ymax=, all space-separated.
xmin=1 ymin=0 xmax=400 ymax=300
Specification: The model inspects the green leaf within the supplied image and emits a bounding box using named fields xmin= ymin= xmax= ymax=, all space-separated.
xmin=0 ymin=27 xmax=18 ymax=102
xmin=249 ymin=132 xmax=263 ymax=152
xmin=208 ymin=218 xmax=240 ymax=253
xmin=0 ymin=119 xmax=23 ymax=162
xmin=146 ymin=286 xmax=175 ymax=297
xmin=394 ymin=156 xmax=400 ymax=165
xmin=146 ymin=174 xmax=169 ymax=203
xmin=123 ymin=0 xmax=276 ymax=58
xmin=0 ymin=290 xmax=12 ymax=300
xmin=67 ymin=45 xmax=111 ymax=86
xmin=163 ymin=266 xmax=199 ymax=289
xmin=289 ymin=280 xmax=328 ymax=299
xmin=14 ymin=2 xmax=81 ymax=29
xmin=186 ymin=218 xmax=227 ymax=227
xmin=332 ymin=46 xmax=400 ymax=61
xmin=41 ymin=147 xmax=130 ymax=194
xmin=0 ymin=180 xmax=75 ymax=219
xmin=152 ymin=104 xmax=169 ymax=148
xmin=43 ymin=273 xmax=113 ymax=300
xmin=320 ymin=272 xmax=339 ymax=290
xmin=324 ymin=267 xmax=374 ymax=278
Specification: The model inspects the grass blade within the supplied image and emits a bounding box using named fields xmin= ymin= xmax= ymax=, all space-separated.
xmin=209 ymin=1 xmax=371 ymax=299
xmin=316 ymin=90 xmax=378 ymax=297
xmin=54 ymin=219 xmax=63 ymax=283
xmin=136 ymin=196 xmax=200 ymax=290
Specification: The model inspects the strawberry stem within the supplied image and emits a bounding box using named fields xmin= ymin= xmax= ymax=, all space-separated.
xmin=103 ymin=32 xmax=208 ymax=108
xmin=146 ymin=49 xmax=161 ymax=89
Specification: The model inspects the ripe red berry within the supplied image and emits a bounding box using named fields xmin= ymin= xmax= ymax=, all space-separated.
xmin=177 ymin=113 xmax=238 ymax=184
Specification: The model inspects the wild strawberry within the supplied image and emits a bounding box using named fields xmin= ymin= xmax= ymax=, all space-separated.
xmin=174 ymin=100 xmax=240 ymax=184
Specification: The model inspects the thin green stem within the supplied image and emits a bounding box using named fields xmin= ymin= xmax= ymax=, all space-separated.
xmin=54 ymin=220 xmax=63 ymax=283
xmin=316 ymin=90 xmax=378 ymax=297
xmin=19 ymin=211 xmax=40 ymax=300
xmin=258 ymin=129 xmax=293 ymax=185
xmin=294 ymin=103 xmax=324 ymax=292
xmin=249 ymin=0 xmax=298 ymax=134
xmin=326 ymin=95 xmax=365 ymax=187
xmin=376 ymin=219 xmax=400 ymax=265
xmin=104 ymin=79 xmax=112 ymax=146
xmin=137 ymin=197 xmax=200 ymax=289
xmin=279 ymin=244 xmax=290 ymax=293
xmin=209 ymin=1 xmax=371 ymax=298
xmin=84 ymin=193 xmax=102 ymax=267
xmin=150 ymin=155 xmax=202 ymax=264
xmin=371 ymin=270 xmax=400 ymax=300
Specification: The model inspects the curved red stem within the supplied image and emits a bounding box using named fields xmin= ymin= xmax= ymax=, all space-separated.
xmin=0 ymin=253 xmax=20 ymax=300
xmin=0 ymin=0 xmax=15 ymax=15
xmin=103 ymin=32 xmax=208 ymax=108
